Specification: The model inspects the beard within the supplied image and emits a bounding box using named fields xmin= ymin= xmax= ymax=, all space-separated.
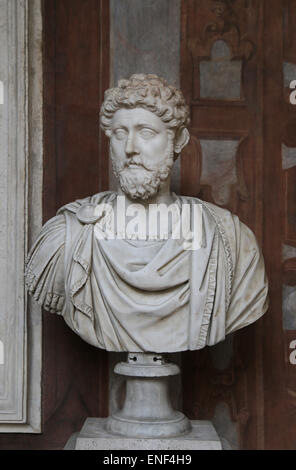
xmin=110 ymin=140 xmax=175 ymax=200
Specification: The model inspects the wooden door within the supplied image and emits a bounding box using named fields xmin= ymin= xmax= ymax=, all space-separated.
xmin=180 ymin=0 xmax=296 ymax=449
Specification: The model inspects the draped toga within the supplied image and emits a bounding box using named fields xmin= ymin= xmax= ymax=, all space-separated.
xmin=25 ymin=192 xmax=268 ymax=352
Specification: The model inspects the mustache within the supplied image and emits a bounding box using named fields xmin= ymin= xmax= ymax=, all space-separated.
xmin=123 ymin=158 xmax=153 ymax=172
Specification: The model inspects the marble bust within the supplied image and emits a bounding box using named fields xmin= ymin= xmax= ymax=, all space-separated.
xmin=25 ymin=74 xmax=268 ymax=353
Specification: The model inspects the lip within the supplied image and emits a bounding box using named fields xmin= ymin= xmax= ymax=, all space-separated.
xmin=128 ymin=164 xmax=142 ymax=169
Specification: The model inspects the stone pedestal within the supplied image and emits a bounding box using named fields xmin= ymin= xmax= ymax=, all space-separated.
xmin=65 ymin=417 xmax=222 ymax=450
xmin=106 ymin=352 xmax=190 ymax=438
xmin=65 ymin=352 xmax=222 ymax=450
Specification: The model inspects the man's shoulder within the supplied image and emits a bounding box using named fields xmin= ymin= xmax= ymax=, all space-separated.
xmin=198 ymin=199 xmax=235 ymax=221
xmin=57 ymin=191 xmax=116 ymax=216
xmin=183 ymin=196 xmax=237 ymax=228
xmin=193 ymin=198 xmax=260 ymax=256
xmin=183 ymin=197 xmax=255 ymax=258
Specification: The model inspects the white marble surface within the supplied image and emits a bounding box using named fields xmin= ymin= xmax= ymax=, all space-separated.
xmin=0 ymin=0 xmax=42 ymax=432
xmin=26 ymin=75 xmax=268 ymax=354
xmin=106 ymin=353 xmax=190 ymax=439
xmin=67 ymin=418 xmax=222 ymax=450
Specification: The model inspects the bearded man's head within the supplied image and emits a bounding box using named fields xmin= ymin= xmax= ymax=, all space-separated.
xmin=100 ymin=74 xmax=190 ymax=200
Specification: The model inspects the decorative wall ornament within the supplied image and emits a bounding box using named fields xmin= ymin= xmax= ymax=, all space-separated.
xmin=283 ymin=62 xmax=296 ymax=89
xmin=282 ymin=143 xmax=296 ymax=170
xmin=283 ymin=285 xmax=296 ymax=330
xmin=187 ymin=0 xmax=256 ymax=100
xmin=181 ymin=0 xmax=265 ymax=449
xmin=283 ymin=146 xmax=296 ymax=245
xmin=200 ymin=40 xmax=242 ymax=99
xmin=282 ymin=244 xmax=296 ymax=262
xmin=181 ymin=135 xmax=202 ymax=196
xmin=200 ymin=139 xmax=237 ymax=205
xmin=283 ymin=257 xmax=296 ymax=285
xmin=188 ymin=0 xmax=256 ymax=62
xmin=198 ymin=137 xmax=249 ymax=207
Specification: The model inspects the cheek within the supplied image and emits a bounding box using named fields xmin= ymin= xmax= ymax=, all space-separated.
xmin=143 ymin=136 xmax=169 ymax=156
xmin=111 ymin=140 xmax=125 ymax=158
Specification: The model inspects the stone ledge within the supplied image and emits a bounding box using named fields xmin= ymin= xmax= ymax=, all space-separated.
xmin=65 ymin=418 xmax=222 ymax=450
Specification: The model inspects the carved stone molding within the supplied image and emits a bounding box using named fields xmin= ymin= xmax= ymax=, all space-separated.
xmin=0 ymin=0 xmax=42 ymax=432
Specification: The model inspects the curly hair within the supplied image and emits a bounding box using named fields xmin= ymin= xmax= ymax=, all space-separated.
xmin=100 ymin=74 xmax=190 ymax=133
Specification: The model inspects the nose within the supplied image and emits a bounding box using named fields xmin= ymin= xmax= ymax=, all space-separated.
xmin=125 ymin=132 xmax=139 ymax=157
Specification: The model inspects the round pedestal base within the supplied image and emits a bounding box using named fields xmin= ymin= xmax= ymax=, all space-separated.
xmin=106 ymin=352 xmax=192 ymax=439
xmin=106 ymin=410 xmax=190 ymax=439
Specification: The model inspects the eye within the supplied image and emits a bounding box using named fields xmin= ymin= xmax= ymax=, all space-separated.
xmin=139 ymin=128 xmax=156 ymax=139
xmin=113 ymin=129 xmax=127 ymax=140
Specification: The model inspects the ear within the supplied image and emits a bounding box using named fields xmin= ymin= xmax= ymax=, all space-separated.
xmin=174 ymin=127 xmax=190 ymax=155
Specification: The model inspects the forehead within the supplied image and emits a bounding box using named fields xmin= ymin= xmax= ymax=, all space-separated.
xmin=111 ymin=107 xmax=167 ymax=130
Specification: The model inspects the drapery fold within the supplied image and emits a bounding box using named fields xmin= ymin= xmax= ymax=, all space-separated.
xmin=25 ymin=192 xmax=268 ymax=352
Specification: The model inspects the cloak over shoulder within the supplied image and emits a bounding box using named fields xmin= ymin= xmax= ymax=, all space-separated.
xmin=25 ymin=192 xmax=268 ymax=352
